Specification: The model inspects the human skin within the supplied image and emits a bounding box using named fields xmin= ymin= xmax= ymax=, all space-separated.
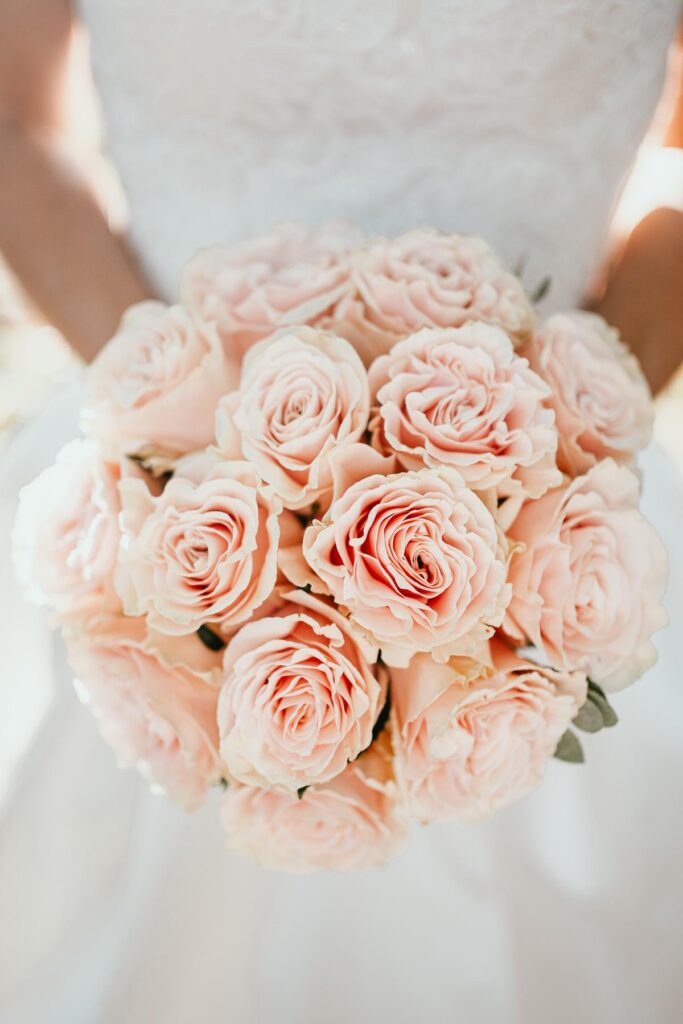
xmin=595 ymin=206 xmax=683 ymax=394
xmin=0 ymin=0 xmax=152 ymax=361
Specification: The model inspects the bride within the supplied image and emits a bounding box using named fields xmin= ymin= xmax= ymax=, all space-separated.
xmin=1 ymin=3 xmax=682 ymax=1022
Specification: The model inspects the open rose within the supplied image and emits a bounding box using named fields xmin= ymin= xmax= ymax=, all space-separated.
xmin=67 ymin=617 xmax=222 ymax=810
xmin=221 ymin=736 xmax=407 ymax=872
xmin=303 ymin=445 xmax=510 ymax=666
xmin=504 ymin=459 xmax=667 ymax=691
xmin=215 ymin=325 xmax=369 ymax=510
xmin=368 ymin=324 xmax=560 ymax=497
xmin=348 ymin=228 xmax=535 ymax=346
xmin=217 ymin=589 xmax=384 ymax=791
xmin=392 ymin=645 xmax=586 ymax=822
xmin=116 ymin=451 xmax=282 ymax=637
xmin=13 ymin=438 xmax=125 ymax=621
xmin=81 ymin=302 xmax=237 ymax=470
xmin=524 ymin=312 xmax=653 ymax=475
xmin=181 ymin=222 xmax=359 ymax=358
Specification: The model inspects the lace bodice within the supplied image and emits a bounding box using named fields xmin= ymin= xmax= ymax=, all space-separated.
xmin=79 ymin=0 xmax=678 ymax=307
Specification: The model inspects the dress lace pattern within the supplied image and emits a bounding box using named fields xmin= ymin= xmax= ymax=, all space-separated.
xmin=80 ymin=0 xmax=678 ymax=306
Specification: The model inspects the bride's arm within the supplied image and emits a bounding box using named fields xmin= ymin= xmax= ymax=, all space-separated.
xmin=0 ymin=0 xmax=153 ymax=362
xmin=595 ymin=32 xmax=683 ymax=394
xmin=596 ymin=207 xmax=683 ymax=394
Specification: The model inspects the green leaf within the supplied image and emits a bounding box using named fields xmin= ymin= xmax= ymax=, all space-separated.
xmin=218 ymin=777 xmax=229 ymax=791
xmin=371 ymin=685 xmax=392 ymax=742
xmin=572 ymin=699 xmax=604 ymax=733
xmin=514 ymin=254 xmax=528 ymax=279
xmin=197 ymin=624 xmax=226 ymax=652
xmin=587 ymin=679 xmax=607 ymax=700
xmin=586 ymin=681 xmax=618 ymax=727
xmin=531 ymin=275 xmax=552 ymax=303
xmin=554 ymin=729 xmax=585 ymax=763
xmin=297 ymin=786 xmax=309 ymax=800
xmin=589 ymin=691 xmax=619 ymax=728
xmin=300 ymin=583 xmax=313 ymax=594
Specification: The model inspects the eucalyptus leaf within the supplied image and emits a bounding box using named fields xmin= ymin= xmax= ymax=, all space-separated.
xmin=572 ymin=699 xmax=604 ymax=733
xmin=587 ymin=679 xmax=607 ymax=700
xmin=589 ymin=690 xmax=619 ymax=728
xmin=514 ymin=254 xmax=528 ymax=278
xmin=554 ymin=729 xmax=585 ymax=764
xmin=197 ymin=624 xmax=226 ymax=652
xmin=530 ymin=275 xmax=552 ymax=303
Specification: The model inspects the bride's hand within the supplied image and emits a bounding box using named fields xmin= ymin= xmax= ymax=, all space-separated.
xmin=0 ymin=0 xmax=154 ymax=362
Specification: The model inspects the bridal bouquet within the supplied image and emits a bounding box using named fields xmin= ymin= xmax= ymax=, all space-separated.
xmin=14 ymin=224 xmax=666 ymax=872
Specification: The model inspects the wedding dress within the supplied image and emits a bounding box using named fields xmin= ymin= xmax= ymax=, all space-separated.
xmin=1 ymin=2 xmax=682 ymax=1022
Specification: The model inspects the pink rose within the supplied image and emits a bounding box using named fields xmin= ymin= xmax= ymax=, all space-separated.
xmin=217 ymin=589 xmax=384 ymax=791
xmin=13 ymin=439 xmax=124 ymax=621
xmin=81 ymin=302 xmax=237 ymax=470
xmin=181 ymin=222 xmax=359 ymax=358
xmin=349 ymin=228 xmax=535 ymax=345
xmin=392 ymin=644 xmax=586 ymax=822
xmin=368 ymin=324 xmax=560 ymax=497
xmin=221 ymin=736 xmax=407 ymax=872
xmin=504 ymin=459 xmax=668 ymax=691
xmin=524 ymin=312 xmax=653 ymax=475
xmin=303 ymin=445 xmax=510 ymax=667
xmin=215 ymin=325 xmax=369 ymax=510
xmin=316 ymin=297 xmax=399 ymax=368
xmin=67 ymin=618 xmax=222 ymax=810
xmin=116 ymin=451 xmax=282 ymax=636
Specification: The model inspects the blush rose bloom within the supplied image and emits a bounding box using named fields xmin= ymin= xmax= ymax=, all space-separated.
xmin=217 ymin=590 xmax=384 ymax=792
xmin=347 ymin=228 xmax=535 ymax=347
xmin=215 ymin=325 xmax=369 ymax=510
xmin=81 ymin=302 xmax=237 ymax=469
xmin=303 ymin=445 xmax=510 ymax=667
xmin=116 ymin=451 xmax=282 ymax=637
xmin=67 ymin=618 xmax=222 ymax=810
xmin=524 ymin=312 xmax=653 ymax=475
xmin=504 ymin=458 xmax=668 ymax=691
xmin=391 ymin=644 xmax=586 ymax=822
xmin=181 ymin=222 xmax=359 ymax=358
xmin=368 ymin=324 xmax=560 ymax=497
xmin=220 ymin=736 xmax=407 ymax=872
xmin=13 ymin=438 xmax=125 ymax=621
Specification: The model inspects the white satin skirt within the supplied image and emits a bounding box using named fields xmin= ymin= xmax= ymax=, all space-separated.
xmin=1 ymin=380 xmax=682 ymax=1024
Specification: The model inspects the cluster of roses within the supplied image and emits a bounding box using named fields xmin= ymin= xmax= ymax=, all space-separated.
xmin=14 ymin=225 xmax=666 ymax=872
